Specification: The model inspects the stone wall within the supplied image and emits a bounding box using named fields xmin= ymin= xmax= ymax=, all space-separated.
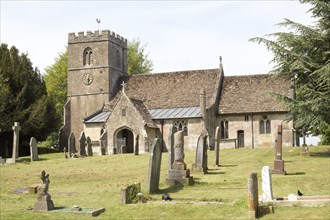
xmin=217 ymin=113 xmax=293 ymax=148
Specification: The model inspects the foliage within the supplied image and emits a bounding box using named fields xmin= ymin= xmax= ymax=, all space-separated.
xmin=44 ymin=51 xmax=68 ymax=129
xmin=0 ymin=44 xmax=57 ymax=144
xmin=0 ymin=147 xmax=329 ymax=219
xmin=128 ymin=39 xmax=153 ymax=75
xmin=250 ymin=0 xmax=330 ymax=140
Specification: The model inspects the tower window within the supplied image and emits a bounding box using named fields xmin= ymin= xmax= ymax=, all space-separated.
xmin=116 ymin=50 xmax=121 ymax=68
xmin=83 ymin=47 xmax=93 ymax=66
xmin=220 ymin=120 xmax=229 ymax=139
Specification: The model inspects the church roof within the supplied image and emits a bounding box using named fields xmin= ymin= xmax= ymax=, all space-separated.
xmin=149 ymin=106 xmax=201 ymax=119
xmin=218 ymin=74 xmax=292 ymax=114
xmin=121 ymin=68 xmax=221 ymax=109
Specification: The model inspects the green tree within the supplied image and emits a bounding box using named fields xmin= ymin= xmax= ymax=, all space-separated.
xmin=128 ymin=39 xmax=153 ymax=75
xmin=250 ymin=0 xmax=330 ymax=143
xmin=0 ymin=44 xmax=57 ymax=149
xmin=44 ymin=50 xmax=68 ymax=127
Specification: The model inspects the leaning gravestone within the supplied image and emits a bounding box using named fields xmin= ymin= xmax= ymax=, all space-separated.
xmin=261 ymin=166 xmax=274 ymax=202
xmin=166 ymin=131 xmax=193 ymax=186
xmin=79 ymin=132 xmax=87 ymax=156
xmin=167 ymin=126 xmax=175 ymax=171
xmin=30 ymin=137 xmax=39 ymax=161
xmin=146 ymin=138 xmax=162 ymax=194
xmin=33 ymin=170 xmax=55 ymax=211
xmin=214 ymin=126 xmax=220 ymax=166
xmin=272 ymin=125 xmax=286 ymax=175
xmin=68 ymin=132 xmax=76 ymax=158
xmin=86 ymin=136 xmax=93 ymax=156
xmin=191 ymin=134 xmax=208 ymax=173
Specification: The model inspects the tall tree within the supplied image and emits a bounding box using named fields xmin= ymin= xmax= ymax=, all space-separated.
xmin=250 ymin=0 xmax=330 ymax=142
xmin=0 ymin=44 xmax=57 ymax=151
xmin=128 ymin=39 xmax=153 ymax=75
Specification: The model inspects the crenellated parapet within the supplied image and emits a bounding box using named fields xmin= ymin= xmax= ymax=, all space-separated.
xmin=68 ymin=30 xmax=127 ymax=47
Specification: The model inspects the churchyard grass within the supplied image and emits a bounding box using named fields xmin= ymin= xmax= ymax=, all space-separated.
xmin=0 ymin=146 xmax=329 ymax=219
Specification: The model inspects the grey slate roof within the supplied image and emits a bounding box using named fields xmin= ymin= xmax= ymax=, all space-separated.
xmin=149 ymin=106 xmax=201 ymax=119
xmin=218 ymin=74 xmax=292 ymax=114
xmin=84 ymin=112 xmax=110 ymax=123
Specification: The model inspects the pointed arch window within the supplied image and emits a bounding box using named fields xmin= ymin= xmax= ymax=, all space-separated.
xmin=83 ymin=47 xmax=93 ymax=66
xmin=173 ymin=120 xmax=188 ymax=136
xmin=260 ymin=116 xmax=271 ymax=134
xmin=220 ymin=120 xmax=229 ymax=139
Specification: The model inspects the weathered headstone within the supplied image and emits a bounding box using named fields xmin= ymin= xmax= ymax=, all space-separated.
xmin=272 ymin=125 xmax=286 ymax=175
xmin=166 ymin=131 xmax=193 ymax=186
xmin=87 ymin=136 xmax=93 ymax=156
xmin=134 ymin=135 xmax=139 ymax=155
xmin=146 ymin=138 xmax=162 ymax=194
xmin=247 ymin=172 xmax=258 ymax=219
xmin=30 ymin=137 xmax=39 ymax=161
xmin=261 ymin=166 xmax=274 ymax=202
xmin=33 ymin=170 xmax=55 ymax=211
xmin=120 ymin=182 xmax=141 ymax=204
xmin=68 ymin=132 xmax=76 ymax=158
xmin=214 ymin=126 xmax=220 ymax=166
xmin=167 ymin=126 xmax=175 ymax=171
xmin=191 ymin=134 xmax=208 ymax=173
xmin=79 ymin=132 xmax=87 ymax=156
xmin=12 ymin=122 xmax=21 ymax=160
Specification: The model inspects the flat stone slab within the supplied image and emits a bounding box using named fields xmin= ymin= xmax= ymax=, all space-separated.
xmin=259 ymin=196 xmax=330 ymax=207
xmin=33 ymin=207 xmax=105 ymax=216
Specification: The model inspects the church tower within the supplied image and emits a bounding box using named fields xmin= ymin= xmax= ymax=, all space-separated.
xmin=60 ymin=30 xmax=128 ymax=149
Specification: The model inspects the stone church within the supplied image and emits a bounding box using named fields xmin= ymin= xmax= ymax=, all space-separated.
xmin=59 ymin=29 xmax=298 ymax=155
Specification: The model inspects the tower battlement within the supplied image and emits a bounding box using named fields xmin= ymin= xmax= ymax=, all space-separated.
xmin=68 ymin=30 xmax=127 ymax=47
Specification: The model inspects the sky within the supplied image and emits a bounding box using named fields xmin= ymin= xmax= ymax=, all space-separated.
xmin=1 ymin=0 xmax=315 ymax=76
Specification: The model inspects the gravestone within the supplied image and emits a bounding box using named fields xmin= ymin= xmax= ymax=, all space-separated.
xmin=12 ymin=122 xmax=21 ymax=160
xmin=33 ymin=170 xmax=55 ymax=211
xmin=261 ymin=166 xmax=274 ymax=202
xmin=30 ymin=137 xmax=39 ymax=161
xmin=86 ymin=136 xmax=93 ymax=156
xmin=272 ymin=125 xmax=286 ymax=175
xmin=167 ymin=126 xmax=175 ymax=171
xmin=166 ymin=131 xmax=193 ymax=186
xmin=68 ymin=132 xmax=76 ymax=158
xmin=214 ymin=126 xmax=220 ymax=166
xmin=247 ymin=172 xmax=258 ymax=219
xmin=191 ymin=134 xmax=208 ymax=173
xmin=79 ymin=132 xmax=87 ymax=156
xmin=134 ymin=135 xmax=139 ymax=155
xmin=120 ymin=182 xmax=141 ymax=204
xmin=146 ymin=138 xmax=162 ymax=194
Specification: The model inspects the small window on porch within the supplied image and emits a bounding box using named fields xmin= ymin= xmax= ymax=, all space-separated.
xmin=122 ymin=108 xmax=127 ymax=117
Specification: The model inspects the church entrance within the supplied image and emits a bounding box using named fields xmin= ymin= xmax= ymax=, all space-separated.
xmin=237 ymin=130 xmax=245 ymax=148
xmin=116 ymin=128 xmax=134 ymax=153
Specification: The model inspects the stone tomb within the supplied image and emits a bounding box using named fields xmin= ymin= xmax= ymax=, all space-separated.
xmin=146 ymin=138 xmax=162 ymax=194
xmin=191 ymin=134 xmax=208 ymax=173
xmin=166 ymin=131 xmax=193 ymax=186
xmin=33 ymin=170 xmax=55 ymax=211
xmin=272 ymin=125 xmax=286 ymax=175
xmin=261 ymin=166 xmax=274 ymax=202
xmin=30 ymin=137 xmax=39 ymax=161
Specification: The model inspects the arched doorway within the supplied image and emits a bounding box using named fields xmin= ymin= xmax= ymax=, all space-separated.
xmin=116 ymin=128 xmax=134 ymax=153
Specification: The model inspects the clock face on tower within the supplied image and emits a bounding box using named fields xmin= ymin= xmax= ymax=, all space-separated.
xmin=82 ymin=73 xmax=93 ymax=85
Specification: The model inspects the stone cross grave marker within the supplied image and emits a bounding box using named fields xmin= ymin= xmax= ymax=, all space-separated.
xmin=247 ymin=172 xmax=258 ymax=219
xmin=214 ymin=126 xmax=220 ymax=166
xmin=86 ymin=136 xmax=93 ymax=156
xmin=68 ymin=132 xmax=76 ymax=158
xmin=146 ymin=138 xmax=162 ymax=194
xmin=12 ymin=122 xmax=21 ymax=160
xmin=167 ymin=126 xmax=175 ymax=171
xmin=79 ymin=132 xmax=87 ymax=156
xmin=261 ymin=166 xmax=274 ymax=201
xmin=272 ymin=125 xmax=286 ymax=175
xmin=192 ymin=134 xmax=208 ymax=173
xmin=30 ymin=137 xmax=39 ymax=161
xmin=134 ymin=134 xmax=139 ymax=155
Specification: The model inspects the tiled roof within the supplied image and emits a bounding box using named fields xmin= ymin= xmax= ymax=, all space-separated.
xmin=130 ymin=98 xmax=158 ymax=128
xmin=121 ymin=68 xmax=221 ymax=109
xmin=218 ymin=74 xmax=292 ymax=114
xmin=149 ymin=106 xmax=201 ymax=119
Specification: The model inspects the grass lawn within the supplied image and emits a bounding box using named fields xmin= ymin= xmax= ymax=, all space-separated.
xmin=0 ymin=146 xmax=329 ymax=219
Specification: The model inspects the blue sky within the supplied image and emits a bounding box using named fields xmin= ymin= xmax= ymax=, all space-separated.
xmin=1 ymin=0 xmax=314 ymax=75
